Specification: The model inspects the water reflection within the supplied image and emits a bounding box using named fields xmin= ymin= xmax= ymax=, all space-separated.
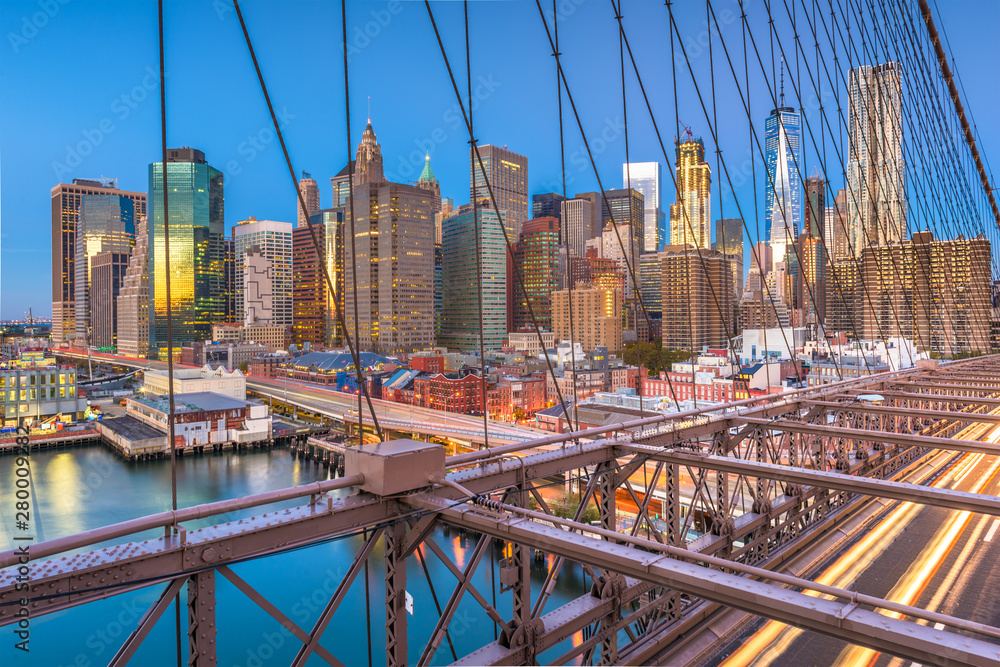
xmin=1 ymin=445 xmax=592 ymax=666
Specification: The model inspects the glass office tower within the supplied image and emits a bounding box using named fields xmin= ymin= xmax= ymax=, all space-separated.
xmin=148 ymin=147 xmax=224 ymax=359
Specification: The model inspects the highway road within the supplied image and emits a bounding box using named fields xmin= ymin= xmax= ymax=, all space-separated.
xmin=54 ymin=348 xmax=549 ymax=445
xmin=707 ymin=413 xmax=1000 ymax=666
xmin=246 ymin=377 xmax=549 ymax=445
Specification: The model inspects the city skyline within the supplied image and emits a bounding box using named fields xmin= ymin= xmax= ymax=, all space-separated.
xmin=5 ymin=0 xmax=997 ymax=318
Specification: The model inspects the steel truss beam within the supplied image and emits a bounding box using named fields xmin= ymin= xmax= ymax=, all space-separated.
xmin=409 ymin=495 xmax=1000 ymax=667
xmin=0 ymin=441 xmax=617 ymax=625
xmin=738 ymin=416 xmax=1000 ymax=456
xmin=836 ymin=390 xmax=1000 ymax=408
xmin=892 ymin=381 xmax=1000 ymax=393
xmin=803 ymin=399 xmax=1000 ymax=424
xmin=626 ymin=447 xmax=1000 ymax=515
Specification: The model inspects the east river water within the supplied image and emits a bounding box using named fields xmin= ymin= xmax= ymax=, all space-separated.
xmin=1 ymin=445 xmax=590 ymax=666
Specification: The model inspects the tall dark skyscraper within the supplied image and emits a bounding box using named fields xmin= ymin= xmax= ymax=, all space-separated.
xmin=532 ymin=192 xmax=567 ymax=220
xmin=804 ymin=176 xmax=826 ymax=239
xmin=148 ymin=147 xmax=224 ymax=358
xmin=51 ymin=179 xmax=146 ymax=344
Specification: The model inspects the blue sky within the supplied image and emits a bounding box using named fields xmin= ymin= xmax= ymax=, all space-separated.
xmin=2 ymin=0 xmax=998 ymax=319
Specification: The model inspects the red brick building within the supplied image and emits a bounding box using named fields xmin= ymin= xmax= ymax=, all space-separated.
xmin=410 ymin=354 xmax=445 ymax=373
xmin=412 ymin=373 xmax=512 ymax=419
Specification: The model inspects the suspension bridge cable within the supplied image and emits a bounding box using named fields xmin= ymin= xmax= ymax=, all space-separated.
xmin=229 ymin=0 xmax=384 ymax=442
xmin=464 ymin=0 xmax=490 ymax=448
xmin=421 ymin=0 xmax=580 ymax=439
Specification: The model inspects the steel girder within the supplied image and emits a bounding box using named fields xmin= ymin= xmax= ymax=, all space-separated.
xmin=0 ymin=442 xmax=618 ymax=626
xmin=408 ymin=495 xmax=1000 ymax=667
xmin=627 ymin=447 xmax=1000 ymax=515
xmin=737 ymin=416 xmax=1000 ymax=456
xmin=804 ymin=399 xmax=1000 ymax=424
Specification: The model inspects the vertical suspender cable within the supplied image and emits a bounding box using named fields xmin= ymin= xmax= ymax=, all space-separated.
xmin=465 ymin=0 xmax=490 ymax=449
xmin=155 ymin=3 xmax=182 ymax=664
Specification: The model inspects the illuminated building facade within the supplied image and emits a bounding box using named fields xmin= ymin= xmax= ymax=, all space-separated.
xmin=148 ymin=147 xmax=224 ymax=358
xmin=51 ymin=179 xmax=146 ymax=343
xmin=669 ymin=138 xmax=712 ymax=249
xmin=346 ymin=181 xmax=435 ymax=356
xmin=551 ymin=284 xmax=622 ymax=353
xmin=512 ymin=216 xmax=560 ymax=332
xmin=292 ymin=224 xmax=326 ymax=346
xmin=660 ymin=246 xmax=735 ymax=351
xmin=74 ymin=194 xmax=135 ymax=345
xmin=470 ymin=144 xmax=528 ymax=239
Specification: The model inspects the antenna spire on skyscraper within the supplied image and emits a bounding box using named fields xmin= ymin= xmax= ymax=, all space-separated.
xmin=367 ymin=95 xmax=371 ymax=124
xmin=780 ymin=58 xmax=785 ymax=106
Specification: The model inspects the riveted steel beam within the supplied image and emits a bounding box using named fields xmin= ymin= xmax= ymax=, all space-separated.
xmin=625 ymin=447 xmax=1000 ymax=516
xmin=409 ymin=495 xmax=1000 ymax=667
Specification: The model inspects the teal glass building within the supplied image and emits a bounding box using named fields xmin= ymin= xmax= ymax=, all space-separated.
xmin=148 ymin=147 xmax=224 ymax=358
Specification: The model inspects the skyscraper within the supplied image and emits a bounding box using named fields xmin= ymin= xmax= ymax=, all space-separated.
xmin=669 ymin=138 xmax=712 ymax=249
xmin=316 ymin=208 xmax=345 ymax=347
xmin=824 ymin=188 xmax=850 ymax=263
xmin=117 ymin=215 xmax=150 ymax=358
xmin=512 ymin=216 xmax=560 ymax=332
xmin=561 ymin=197 xmax=596 ymax=259
xmin=601 ymin=188 xmax=645 ymax=255
xmin=354 ymin=121 xmax=385 ymax=187
xmin=440 ymin=204 xmax=507 ymax=352
xmin=764 ymin=97 xmax=802 ymax=265
xmin=532 ymin=192 xmax=567 ymax=220
xmin=639 ymin=252 xmax=668 ymax=317
xmin=415 ymin=154 xmax=442 ymax=215
xmin=859 ymin=232 xmax=990 ymax=356
xmin=297 ymin=171 xmax=320 ymax=227
xmin=223 ymin=239 xmax=236 ymax=323
xmin=292 ymin=224 xmax=326 ymax=346
xmin=234 ymin=218 xmax=293 ymax=327
xmin=713 ymin=218 xmax=744 ymax=257
xmin=551 ymin=284 xmax=622 ymax=353
xmin=804 ymin=176 xmax=826 ymax=239
xmin=74 ymin=194 xmax=135 ymax=344
xmin=471 ymin=144 xmax=528 ymax=239
xmin=242 ymin=247 xmax=274 ymax=325
xmin=346 ymin=181 xmax=435 ymax=356
xmin=51 ymin=179 xmax=146 ymax=343
xmin=661 ymin=246 xmax=734 ymax=351
xmin=624 ymin=162 xmax=666 ymax=252
xmin=330 ymin=162 xmax=353 ymax=208
xmin=89 ymin=252 xmax=126 ymax=348
xmin=847 ymin=63 xmax=906 ymax=249
xmin=149 ymin=147 xmax=224 ymax=358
